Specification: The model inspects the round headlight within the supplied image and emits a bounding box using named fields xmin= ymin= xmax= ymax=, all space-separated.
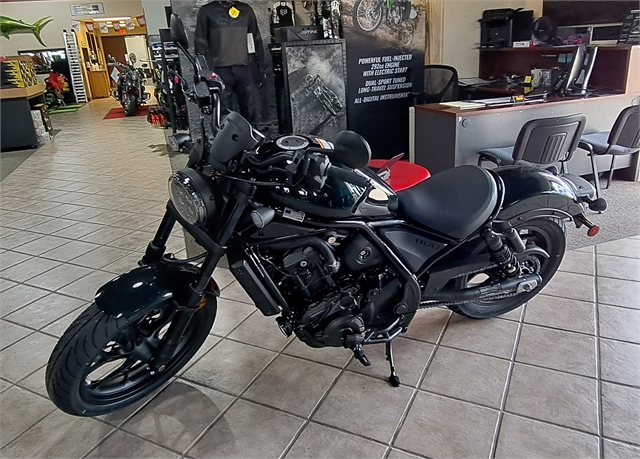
xmin=168 ymin=169 xmax=215 ymax=225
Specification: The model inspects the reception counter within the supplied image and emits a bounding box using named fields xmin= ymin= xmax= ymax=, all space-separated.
xmin=413 ymin=92 xmax=640 ymax=179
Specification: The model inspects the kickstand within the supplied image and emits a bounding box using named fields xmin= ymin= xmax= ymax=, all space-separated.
xmin=386 ymin=341 xmax=400 ymax=387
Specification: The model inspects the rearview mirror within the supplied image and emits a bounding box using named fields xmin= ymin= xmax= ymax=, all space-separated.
xmin=170 ymin=13 xmax=189 ymax=50
xmin=333 ymin=130 xmax=372 ymax=170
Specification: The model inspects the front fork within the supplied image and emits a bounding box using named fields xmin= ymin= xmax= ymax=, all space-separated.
xmin=142 ymin=182 xmax=254 ymax=370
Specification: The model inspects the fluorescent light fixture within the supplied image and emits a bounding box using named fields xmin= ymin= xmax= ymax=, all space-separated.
xmin=95 ymin=16 xmax=131 ymax=21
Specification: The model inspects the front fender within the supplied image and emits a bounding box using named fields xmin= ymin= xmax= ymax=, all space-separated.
xmin=495 ymin=166 xmax=584 ymax=221
xmin=95 ymin=262 xmax=201 ymax=319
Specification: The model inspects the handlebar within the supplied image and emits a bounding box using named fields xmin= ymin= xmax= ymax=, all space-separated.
xmin=327 ymin=164 xmax=370 ymax=188
xmin=245 ymin=149 xmax=369 ymax=189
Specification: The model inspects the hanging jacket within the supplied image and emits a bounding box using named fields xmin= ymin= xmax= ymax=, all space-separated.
xmin=194 ymin=1 xmax=265 ymax=71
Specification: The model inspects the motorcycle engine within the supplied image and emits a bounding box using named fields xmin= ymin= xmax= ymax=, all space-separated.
xmin=258 ymin=232 xmax=402 ymax=348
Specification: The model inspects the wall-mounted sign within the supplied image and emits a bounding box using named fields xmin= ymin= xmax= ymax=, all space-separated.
xmin=98 ymin=22 xmax=107 ymax=33
xmin=341 ymin=0 xmax=426 ymax=158
xmin=69 ymin=3 xmax=104 ymax=16
xmin=125 ymin=19 xmax=135 ymax=30
xmin=135 ymin=15 xmax=146 ymax=27
xmin=85 ymin=22 xmax=94 ymax=32
xmin=70 ymin=20 xmax=80 ymax=32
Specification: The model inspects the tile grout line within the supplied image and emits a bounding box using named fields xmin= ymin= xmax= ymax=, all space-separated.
xmin=489 ymin=301 xmax=527 ymax=458
xmin=277 ymin=355 xmax=355 ymax=459
xmin=180 ymin=326 xmax=292 ymax=458
xmin=386 ymin=310 xmax=453 ymax=453
xmin=593 ymin=244 xmax=604 ymax=459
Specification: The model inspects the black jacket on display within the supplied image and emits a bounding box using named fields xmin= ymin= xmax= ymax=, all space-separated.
xmin=195 ymin=1 xmax=265 ymax=70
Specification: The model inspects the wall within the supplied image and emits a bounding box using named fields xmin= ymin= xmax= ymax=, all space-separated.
xmin=140 ymin=0 xmax=171 ymax=36
xmin=441 ymin=0 xmax=531 ymax=78
xmin=0 ymin=0 xmax=144 ymax=55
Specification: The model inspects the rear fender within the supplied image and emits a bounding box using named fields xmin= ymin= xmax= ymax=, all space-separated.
xmin=95 ymin=262 xmax=217 ymax=320
xmin=494 ymin=166 xmax=584 ymax=223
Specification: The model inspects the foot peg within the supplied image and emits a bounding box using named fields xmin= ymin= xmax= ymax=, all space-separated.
xmin=353 ymin=345 xmax=371 ymax=366
xmin=345 ymin=334 xmax=371 ymax=366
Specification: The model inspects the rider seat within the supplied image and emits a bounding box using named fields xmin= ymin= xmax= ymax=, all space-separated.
xmin=396 ymin=165 xmax=498 ymax=239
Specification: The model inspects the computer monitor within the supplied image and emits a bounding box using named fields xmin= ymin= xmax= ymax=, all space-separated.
xmin=560 ymin=45 xmax=599 ymax=95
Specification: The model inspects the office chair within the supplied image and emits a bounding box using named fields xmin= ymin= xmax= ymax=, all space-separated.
xmin=411 ymin=65 xmax=459 ymax=105
xmin=578 ymin=105 xmax=640 ymax=198
xmin=477 ymin=113 xmax=587 ymax=173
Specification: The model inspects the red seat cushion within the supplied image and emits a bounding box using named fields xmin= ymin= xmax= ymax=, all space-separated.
xmin=368 ymin=159 xmax=431 ymax=192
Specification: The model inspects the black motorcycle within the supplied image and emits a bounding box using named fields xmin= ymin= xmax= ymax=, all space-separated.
xmin=352 ymin=0 xmax=417 ymax=47
xmin=46 ymin=14 xmax=606 ymax=417
xmin=110 ymin=53 xmax=149 ymax=116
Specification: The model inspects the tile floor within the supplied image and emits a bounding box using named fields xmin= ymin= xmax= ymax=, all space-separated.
xmin=1 ymin=99 xmax=639 ymax=459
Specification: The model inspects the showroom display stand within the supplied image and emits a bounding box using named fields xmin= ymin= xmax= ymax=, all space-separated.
xmin=0 ymin=84 xmax=47 ymax=151
xmin=271 ymin=38 xmax=347 ymax=140
xmin=151 ymin=28 xmax=182 ymax=134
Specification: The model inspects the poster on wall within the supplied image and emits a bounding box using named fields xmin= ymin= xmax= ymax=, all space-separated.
xmin=98 ymin=22 xmax=107 ymax=33
xmin=283 ymin=40 xmax=347 ymax=140
xmin=135 ymin=15 xmax=146 ymax=27
xmin=86 ymin=21 xmax=94 ymax=32
xmin=341 ymin=0 xmax=426 ymax=158
xmin=70 ymin=20 xmax=80 ymax=32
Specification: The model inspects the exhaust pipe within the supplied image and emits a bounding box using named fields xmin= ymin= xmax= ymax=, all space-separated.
xmin=422 ymin=274 xmax=542 ymax=302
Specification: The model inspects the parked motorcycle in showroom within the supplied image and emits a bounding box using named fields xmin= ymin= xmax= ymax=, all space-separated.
xmin=109 ymin=53 xmax=150 ymax=116
xmin=352 ymin=0 xmax=418 ymax=47
xmin=46 ymin=14 xmax=607 ymax=417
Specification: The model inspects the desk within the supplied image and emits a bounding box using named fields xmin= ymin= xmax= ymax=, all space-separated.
xmin=413 ymin=92 xmax=640 ymax=178
xmin=461 ymin=82 xmax=524 ymax=99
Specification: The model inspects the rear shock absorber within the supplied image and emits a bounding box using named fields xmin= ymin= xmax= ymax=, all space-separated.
xmin=484 ymin=229 xmax=519 ymax=276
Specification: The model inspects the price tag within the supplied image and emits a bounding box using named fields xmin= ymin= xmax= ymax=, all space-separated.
xmin=229 ymin=6 xmax=240 ymax=18
xmin=247 ymin=33 xmax=255 ymax=53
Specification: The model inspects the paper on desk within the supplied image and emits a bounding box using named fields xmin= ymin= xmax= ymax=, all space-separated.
xmin=458 ymin=77 xmax=490 ymax=86
xmin=439 ymin=101 xmax=487 ymax=109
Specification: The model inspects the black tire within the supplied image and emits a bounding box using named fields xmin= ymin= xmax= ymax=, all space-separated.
xmin=353 ymin=0 xmax=383 ymax=33
xmin=45 ymin=299 xmax=216 ymax=416
xmin=122 ymin=93 xmax=137 ymax=116
xmin=448 ymin=218 xmax=566 ymax=319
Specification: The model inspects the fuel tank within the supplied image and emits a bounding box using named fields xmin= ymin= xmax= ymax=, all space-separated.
xmin=256 ymin=134 xmax=395 ymax=219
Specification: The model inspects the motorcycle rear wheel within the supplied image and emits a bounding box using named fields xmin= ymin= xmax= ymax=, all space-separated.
xmin=45 ymin=299 xmax=216 ymax=416
xmin=448 ymin=218 xmax=566 ymax=319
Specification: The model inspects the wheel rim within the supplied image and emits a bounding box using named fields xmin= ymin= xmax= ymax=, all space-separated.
xmin=356 ymin=0 xmax=382 ymax=31
xmin=79 ymin=308 xmax=200 ymax=405
xmin=401 ymin=23 xmax=414 ymax=47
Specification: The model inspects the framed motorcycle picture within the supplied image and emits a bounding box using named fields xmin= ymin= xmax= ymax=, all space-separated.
xmin=281 ymin=39 xmax=347 ymax=141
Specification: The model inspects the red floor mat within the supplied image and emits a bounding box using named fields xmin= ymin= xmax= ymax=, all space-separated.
xmin=103 ymin=105 xmax=149 ymax=119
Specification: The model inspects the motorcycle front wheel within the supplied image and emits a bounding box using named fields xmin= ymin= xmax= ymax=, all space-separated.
xmin=353 ymin=0 xmax=383 ymax=33
xmin=448 ymin=218 xmax=566 ymax=319
xmin=45 ymin=299 xmax=216 ymax=416
xmin=122 ymin=92 xmax=137 ymax=116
